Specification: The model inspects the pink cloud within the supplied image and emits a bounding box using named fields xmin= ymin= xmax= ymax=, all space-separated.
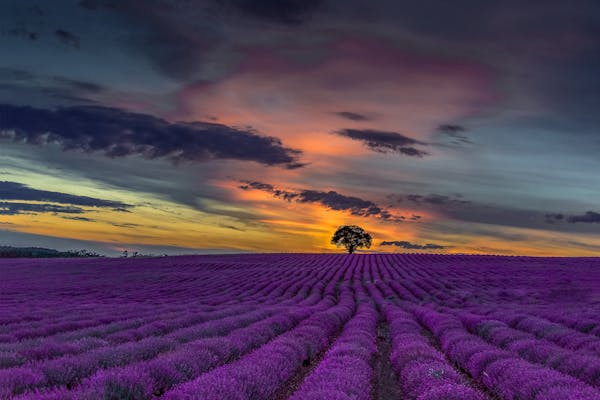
xmin=168 ymin=37 xmax=500 ymax=194
xmin=176 ymin=38 xmax=497 ymax=153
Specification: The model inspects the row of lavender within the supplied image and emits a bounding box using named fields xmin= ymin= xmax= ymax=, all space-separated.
xmin=372 ymin=254 xmax=600 ymax=399
xmin=1 ymin=255 xmax=351 ymax=398
xmin=1 ymin=254 xmax=600 ymax=399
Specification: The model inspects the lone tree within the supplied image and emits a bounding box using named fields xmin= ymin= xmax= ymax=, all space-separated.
xmin=331 ymin=225 xmax=372 ymax=254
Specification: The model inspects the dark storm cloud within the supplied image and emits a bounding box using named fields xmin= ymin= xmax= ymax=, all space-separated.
xmin=567 ymin=211 xmax=600 ymax=224
xmin=69 ymin=0 xmax=600 ymax=106
xmin=77 ymin=0 xmax=219 ymax=80
xmin=54 ymin=29 xmax=80 ymax=48
xmin=136 ymin=26 xmax=208 ymax=81
xmin=76 ymin=0 xmax=324 ymax=79
xmin=334 ymin=112 xmax=373 ymax=122
xmin=334 ymin=129 xmax=429 ymax=157
xmin=0 ymin=202 xmax=85 ymax=215
xmin=240 ymin=181 xmax=405 ymax=222
xmin=222 ymin=0 xmax=324 ymax=24
xmin=380 ymin=240 xmax=445 ymax=250
xmin=0 ymin=104 xmax=304 ymax=169
xmin=0 ymin=181 xmax=132 ymax=209
xmin=335 ymin=1 xmax=600 ymax=47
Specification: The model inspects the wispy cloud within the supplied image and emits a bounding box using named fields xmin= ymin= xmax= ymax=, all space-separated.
xmin=0 ymin=181 xmax=131 ymax=210
xmin=0 ymin=202 xmax=84 ymax=215
xmin=402 ymin=193 xmax=470 ymax=206
xmin=333 ymin=111 xmax=373 ymax=121
xmin=334 ymin=129 xmax=428 ymax=157
xmin=436 ymin=124 xmax=471 ymax=145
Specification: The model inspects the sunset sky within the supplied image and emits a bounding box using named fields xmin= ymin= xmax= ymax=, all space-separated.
xmin=1 ymin=0 xmax=600 ymax=255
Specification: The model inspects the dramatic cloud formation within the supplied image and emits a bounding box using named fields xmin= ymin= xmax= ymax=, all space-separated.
xmin=0 ymin=202 xmax=84 ymax=215
xmin=240 ymin=181 xmax=405 ymax=222
xmin=334 ymin=129 xmax=428 ymax=157
xmin=0 ymin=181 xmax=131 ymax=209
xmin=2 ymin=0 xmax=600 ymax=254
xmin=380 ymin=241 xmax=445 ymax=250
xmin=0 ymin=104 xmax=304 ymax=169
xmin=567 ymin=211 xmax=600 ymax=224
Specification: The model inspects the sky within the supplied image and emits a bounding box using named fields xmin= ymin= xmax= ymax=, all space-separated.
xmin=1 ymin=0 xmax=600 ymax=256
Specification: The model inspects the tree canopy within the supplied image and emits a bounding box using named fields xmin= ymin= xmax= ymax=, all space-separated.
xmin=331 ymin=225 xmax=372 ymax=254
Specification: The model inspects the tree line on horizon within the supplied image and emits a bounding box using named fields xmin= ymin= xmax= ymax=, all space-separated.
xmin=0 ymin=246 xmax=101 ymax=258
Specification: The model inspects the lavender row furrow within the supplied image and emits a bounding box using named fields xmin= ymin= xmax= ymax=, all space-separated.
xmin=0 ymin=306 xmax=286 ymax=397
xmin=72 ymin=299 xmax=337 ymax=399
xmin=452 ymin=309 xmax=600 ymax=387
xmin=160 ymin=259 xmax=358 ymax=400
xmin=287 ymin=287 xmax=377 ymax=400
xmin=364 ymin=275 xmax=487 ymax=400
xmin=1 ymin=306 xmax=241 ymax=366
xmin=163 ymin=301 xmax=354 ymax=399
xmin=2 ymin=253 xmax=600 ymax=400
xmin=480 ymin=308 xmax=600 ymax=354
xmin=412 ymin=306 xmax=600 ymax=400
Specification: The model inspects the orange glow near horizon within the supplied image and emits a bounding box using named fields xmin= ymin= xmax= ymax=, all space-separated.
xmin=5 ymin=199 xmax=600 ymax=256
xmin=2 ymin=30 xmax=599 ymax=257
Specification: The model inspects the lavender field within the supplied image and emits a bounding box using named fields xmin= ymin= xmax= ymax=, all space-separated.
xmin=1 ymin=254 xmax=600 ymax=400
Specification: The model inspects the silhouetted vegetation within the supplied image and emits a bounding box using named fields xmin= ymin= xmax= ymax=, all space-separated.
xmin=331 ymin=225 xmax=372 ymax=254
xmin=120 ymin=250 xmax=158 ymax=258
xmin=0 ymin=246 xmax=101 ymax=258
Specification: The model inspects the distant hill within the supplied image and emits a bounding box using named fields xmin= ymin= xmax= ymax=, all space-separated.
xmin=0 ymin=246 xmax=101 ymax=258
